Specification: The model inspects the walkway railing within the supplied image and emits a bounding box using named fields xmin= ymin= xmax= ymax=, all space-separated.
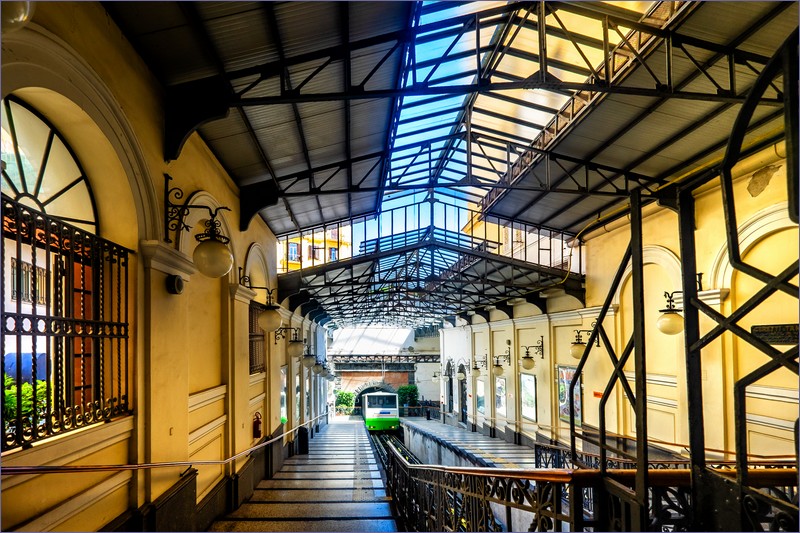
xmin=0 ymin=411 xmax=329 ymax=476
xmin=383 ymin=439 xmax=798 ymax=532
xmin=276 ymin=201 xmax=582 ymax=276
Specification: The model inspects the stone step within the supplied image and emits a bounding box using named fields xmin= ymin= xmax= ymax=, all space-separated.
xmin=226 ymin=502 xmax=393 ymax=520
xmin=209 ymin=518 xmax=398 ymax=532
xmin=250 ymin=488 xmax=389 ymax=502
xmin=208 ymin=418 xmax=396 ymax=532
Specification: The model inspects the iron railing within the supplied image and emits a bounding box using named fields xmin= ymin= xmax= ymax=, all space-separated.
xmin=276 ymin=201 xmax=582 ymax=276
xmin=383 ymin=438 xmax=797 ymax=532
xmin=2 ymin=195 xmax=131 ymax=451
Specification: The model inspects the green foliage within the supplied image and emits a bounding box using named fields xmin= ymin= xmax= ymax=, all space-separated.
xmin=334 ymin=390 xmax=354 ymax=408
xmin=3 ymin=374 xmax=49 ymax=422
xmin=397 ymin=384 xmax=419 ymax=407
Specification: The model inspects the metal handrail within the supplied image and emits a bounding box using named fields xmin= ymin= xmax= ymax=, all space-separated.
xmin=1 ymin=411 xmax=329 ymax=476
xmin=383 ymin=435 xmax=797 ymax=532
xmin=384 ymin=435 xmax=798 ymax=487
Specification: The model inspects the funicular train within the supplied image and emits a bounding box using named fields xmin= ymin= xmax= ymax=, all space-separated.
xmin=361 ymin=391 xmax=399 ymax=431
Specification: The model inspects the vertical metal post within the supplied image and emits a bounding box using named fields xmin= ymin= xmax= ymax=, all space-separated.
xmin=537 ymin=1 xmax=548 ymax=82
xmin=784 ymin=37 xmax=798 ymax=223
xmin=466 ymin=105 xmax=472 ymax=185
xmin=630 ymin=189 xmax=648 ymax=530
xmin=676 ymin=186 xmax=707 ymax=529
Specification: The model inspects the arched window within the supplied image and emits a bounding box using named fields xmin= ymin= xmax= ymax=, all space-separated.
xmin=2 ymin=96 xmax=97 ymax=233
xmin=2 ymin=96 xmax=130 ymax=451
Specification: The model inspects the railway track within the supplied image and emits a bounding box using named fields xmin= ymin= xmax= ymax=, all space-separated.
xmin=370 ymin=431 xmax=418 ymax=471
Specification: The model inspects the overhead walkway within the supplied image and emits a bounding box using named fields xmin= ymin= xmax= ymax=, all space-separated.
xmin=209 ymin=418 xmax=397 ymax=532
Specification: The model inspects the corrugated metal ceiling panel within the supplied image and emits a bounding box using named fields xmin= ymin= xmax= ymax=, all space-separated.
xmin=274 ymin=2 xmax=342 ymax=57
xmin=198 ymin=3 xmax=278 ymax=72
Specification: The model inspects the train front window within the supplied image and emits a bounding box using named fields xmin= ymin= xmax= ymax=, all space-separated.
xmin=367 ymin=396 xmax=397 ymax=408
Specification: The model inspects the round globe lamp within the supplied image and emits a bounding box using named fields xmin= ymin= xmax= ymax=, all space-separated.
xmin=657 ymin=311 xmax=684 ymax=335
xmin=569 ymin=341 xmax=586 ymax=360
xmin=257 ymin=307 xmax=282 ymax=332
xmin=287 ymin=341 xmax=304 ymax=358
xmin=492 ymin=364 xmax=504 ymax=377
xmin=193 ymin=239 xmax=233 ymax=278
xmin=521 ymin=356 xmax=536 ymax=371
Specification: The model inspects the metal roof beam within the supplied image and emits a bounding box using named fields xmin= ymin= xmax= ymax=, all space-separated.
xmin=483 ymin=1 xmax=791 ymax=217
xmin=504 ymin=3 xmax=788 ymax=223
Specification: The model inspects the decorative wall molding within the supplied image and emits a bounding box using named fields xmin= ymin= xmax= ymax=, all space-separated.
xmin=248 ymin=372 xmax=267 ymax=387
xmin=647 ymin=397 xmax=679 ymax=409
xmin=624 ymin=371 xmax=678 ymax=389
xmin=512 ymin=315 xmax=550 ymax=327
xmin=18 ymin=471 xmax=131 ymax=532
xmin=488 ymin=318 xmax=514 ymax=330
xmin=248 ymin=392 xmax=267 ymax=409
xmin=1 ymin=417 xmax=134 ymax=490
xmin=140 ymin=240 xmax=196 ymax=279
xmin=746 ymin=413 xmax=796 ymax=432
xmin=614 ymin=245 xmax=682 ymax=307
xmin=188 ymin=385 xmax=227 ymax=413
xmin=709 ymin=201 xmax=794 ymax=289
xmin=189 ymin=415 xmax=228 ymax=445
xmin=745 ymin=385 xmax=799 ymax=404
xmin=231 ymin=283 xmax=257 ymax=303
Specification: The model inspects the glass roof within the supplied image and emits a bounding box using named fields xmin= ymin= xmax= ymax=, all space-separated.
xmin=383 ymin=0 xmax=655 ymax=212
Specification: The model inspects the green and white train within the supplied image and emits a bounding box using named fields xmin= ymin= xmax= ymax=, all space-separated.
xmin=362 ymin=392 xmax=399 ymax=431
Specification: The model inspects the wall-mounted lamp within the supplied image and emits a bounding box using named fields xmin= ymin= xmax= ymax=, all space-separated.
xmin=656 ymin=275 xmax=702 ymax=335
xmin=432 ymin=371 xmax=441 ymax=383
xmin=164 ymin=174 xmax=233 ymax=278
xmin=657 ymin=291 xmax=684 ymax=335
xmin=471 ymin=355 xmax=487 ymax=378
xmin=570 ymin=322 xmax=599 ymax=360
xmin=302 ymin=353 xmax=317 ymax=368
xmin=274 ymin=326 xmax=304 ymax=358
xmin=492 ymin=340 xmax=512 ymax=377
xmin=520 ymin=336 xmax=545 ymax=370
xmin=239 ymin=268 xmax=282 ymax=332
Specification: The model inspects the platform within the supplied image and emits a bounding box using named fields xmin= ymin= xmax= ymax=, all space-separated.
xmin=208 ymin=418 xmax=398 ymax=532
xmin=401 ymin=418 xmax=540 ymax=469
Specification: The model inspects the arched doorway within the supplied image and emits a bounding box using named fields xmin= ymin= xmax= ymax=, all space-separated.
xmin=458 ymin=364 xmax=468 ymax=424
xmin=353 ymin=382 xmax=396 ymax=416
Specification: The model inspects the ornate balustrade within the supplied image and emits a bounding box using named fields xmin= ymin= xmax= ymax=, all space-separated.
xmin=383 ymin=439 xmax=797 ymax=532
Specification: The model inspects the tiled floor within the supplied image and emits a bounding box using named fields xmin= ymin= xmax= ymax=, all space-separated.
xmin=208 ymin=418 xmax=397 ymax=532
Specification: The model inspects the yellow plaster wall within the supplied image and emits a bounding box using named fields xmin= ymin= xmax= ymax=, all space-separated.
xmin=580 ymin=144 xmax=793 ymax=457
xmin=2 ymin=1 xmax=284 ymax=528
xmin=2 ymin=437 xmax=131 ymax=530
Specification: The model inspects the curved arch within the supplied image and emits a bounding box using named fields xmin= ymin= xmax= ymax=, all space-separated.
xmin=353 ymin=381 xmax=397 ymax=395
xmin=709 ymin=202 xmax=794 ymax=289
xmin=243 ymin=243 xmax=271 ymax=284
xmin=2 ymin=24 xmax=158 ymax=245
xmin=2 ymin=96 xmax=98 ymax=233
xmin=613 ymin=245 xmax=682 ymax=306
xmin=243 ymin=242 xmax=273 ymax=304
